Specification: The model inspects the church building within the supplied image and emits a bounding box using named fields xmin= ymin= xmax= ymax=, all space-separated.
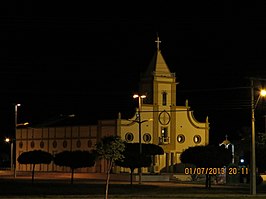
xmin=15 ymin=37 xmax=209 ymax=174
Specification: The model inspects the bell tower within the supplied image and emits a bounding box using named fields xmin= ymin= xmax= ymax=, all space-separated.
xmin=139 ymin=36 xmax=177 ymax=107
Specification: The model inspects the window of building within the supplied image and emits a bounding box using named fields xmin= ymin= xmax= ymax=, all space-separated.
xmin=162 ymin=92 xmax=167 ymax=106
xmin=177 ymin=134 xmax=185 ymax=143
xmin=19 ymin=141 xmax=23 ymax=149
xmin=53 ymin=140 xmax=57 ymax=148
xmin=161 ymin=127 xmax=168 ymax=138
xmin=193 ymin=135 xmax=201 ymax=144
xmin=159 ymin=127 xmax=170 ymax=144
xmin=125 ymin=132 xmax=134 ymax=142
xmin=40 ymin=141 xmax=44 ymax=148
xmin=143 ymin=133 xmax=151 ymax=143
xmin=88 ymin=140 xmax=92 ymax=148
xmin=76 ymin=140 xmax=81 ymax=148
xmin=30 ymin=141 xmax=35 ymax=148
xmin=63 ymin=140 xmax=68 ymax=148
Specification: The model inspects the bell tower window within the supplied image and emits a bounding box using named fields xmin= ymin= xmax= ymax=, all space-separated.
xmin=162 ymin=91 xmax=167 ymax=106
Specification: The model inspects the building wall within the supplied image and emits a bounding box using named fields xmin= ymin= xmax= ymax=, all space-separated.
xmin=15 ymin=107 xmax=208 ymax=174
xmin=16 ymin=125 xmax=98 ymax=172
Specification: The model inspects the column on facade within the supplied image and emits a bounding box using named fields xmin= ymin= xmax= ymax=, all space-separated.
xmin=165 ymin=153 xmax=169 ymax=173
xmin=170 ymin=152 xmax=175 ymax=172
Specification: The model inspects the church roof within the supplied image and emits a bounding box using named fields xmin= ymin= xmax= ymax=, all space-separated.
xmin=145 ymin=36 xmax=175 ymax=78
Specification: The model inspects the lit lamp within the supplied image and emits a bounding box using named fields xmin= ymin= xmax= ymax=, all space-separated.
xmin=133 ymin=94 xmax=146 ymax=184
xmin=250 ymin=79 xmax=266 ymax=195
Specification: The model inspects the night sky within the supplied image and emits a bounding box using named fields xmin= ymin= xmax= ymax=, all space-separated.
xmin=1 ymin=1 xmax=266 ymax=144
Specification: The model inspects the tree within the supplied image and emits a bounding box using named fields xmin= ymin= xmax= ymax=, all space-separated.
xmin=115 ymin=143 xmax=164 ymax=185
xmin=115 ymin=143 xmax=151 ymax=185
xmin=95 ymin=135 xmax=125 ymax=199
xmin=17 ymin=150 xmax=53 ymax=183
xmin=141 ymin=143 xmax=164 ymax=156
xmin=180 ymin=145 xmax=231 ymax=188
xmin=54 ymin=150 xmax=96 ymax=184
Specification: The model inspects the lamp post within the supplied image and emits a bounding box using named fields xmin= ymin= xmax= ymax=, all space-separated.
xmin=250 ymin=79 xmax=266 ymax=195
xmin=4 ymin=138 xmax=13 ymax=172
xmin=133 ymin=94 xmax=146 ymax=184
xmin=14 ymin=103 xmax=21 ymax=178
xmin=15 ymin=103 xmax=21 ymax=130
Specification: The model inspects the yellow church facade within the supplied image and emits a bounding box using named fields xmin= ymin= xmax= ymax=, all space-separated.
xmin=15 ymin=37 xmax=209 ymax=174
xmin=118 ymin=37 xmax=209 ymax=173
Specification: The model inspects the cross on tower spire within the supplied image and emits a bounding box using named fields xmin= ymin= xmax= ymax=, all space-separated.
xmin=155 ymin=35 xmax=161 ymax=50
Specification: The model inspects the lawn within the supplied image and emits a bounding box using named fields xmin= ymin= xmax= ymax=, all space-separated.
xmin=0 ymin=178 xmax=253 ymax=196
xmin=0 ymin=173 xmax=265 ymax=198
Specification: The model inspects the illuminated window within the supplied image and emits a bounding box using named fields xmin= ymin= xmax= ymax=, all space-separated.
xmin=177 ymin=134 xmax=185 ymax=143
xmin=125 ymin=132 xmax=134 ymax=142
xmin=161 ymin=127 xmax=168 ymax=138
xmin=193 ymin=135 xmax=201 ymax=144
xmin=143 ymin=133 xmax=151 ymax=143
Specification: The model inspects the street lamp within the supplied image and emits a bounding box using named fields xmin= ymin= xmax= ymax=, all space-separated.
xmin=15 ymin=103 xmax=21 ymax=129
xmin=250 ymin=79 xmax=266 ymax=195
xmin=133 ymin=94 xmax=146 ymax=184
xmin=16 ymin=122 xmax=29 ymax=127
xmin=5 ymin=138 xmax=13 ymax=172
xmin=14 ymin=103 xmax=21 ymax=177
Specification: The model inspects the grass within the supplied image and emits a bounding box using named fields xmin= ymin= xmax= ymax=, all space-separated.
xmin=0 ymin=179 xmax=160 ymax=196
xmin=0 ymin=178 xmax=254 ymax=196
xmin=0 ymin=172 xmax=266 ymax=198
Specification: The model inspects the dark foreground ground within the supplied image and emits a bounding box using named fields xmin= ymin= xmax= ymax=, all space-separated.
xmin=0 ymin=171 xmax=266 ymax=198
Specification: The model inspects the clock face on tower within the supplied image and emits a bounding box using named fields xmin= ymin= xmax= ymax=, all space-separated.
xmin=158 ymin=110 xmax=171 ymax=125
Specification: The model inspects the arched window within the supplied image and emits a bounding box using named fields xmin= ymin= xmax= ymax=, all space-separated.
xmin=162 ymin=91 xmax=167 ymax=106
